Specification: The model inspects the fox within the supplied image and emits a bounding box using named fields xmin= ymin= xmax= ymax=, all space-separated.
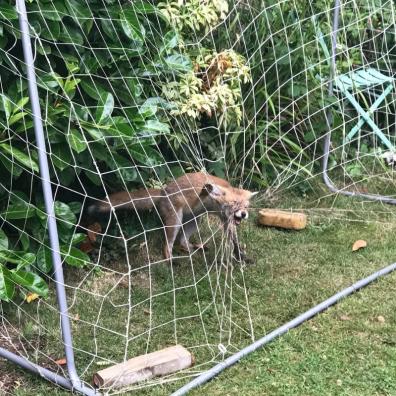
xmin=88 ymin=172 xmax=257 ymax=261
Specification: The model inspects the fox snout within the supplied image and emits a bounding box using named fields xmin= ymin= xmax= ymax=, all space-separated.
xmin=234 ymin=209 xmax=248 ymax=224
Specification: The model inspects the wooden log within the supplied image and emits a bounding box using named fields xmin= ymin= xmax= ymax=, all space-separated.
xmin=258 ymin=209 xmax=307 ymax=230
xmin=93 ymin=345 xmax=193 ymax=389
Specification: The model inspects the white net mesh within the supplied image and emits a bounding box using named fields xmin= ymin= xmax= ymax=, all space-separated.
xmin=0 ymin=0 xmax=395 ymax=394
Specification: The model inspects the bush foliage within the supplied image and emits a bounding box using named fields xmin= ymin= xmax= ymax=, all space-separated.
xmin=0 ymin=0 xmax=393 ymax=300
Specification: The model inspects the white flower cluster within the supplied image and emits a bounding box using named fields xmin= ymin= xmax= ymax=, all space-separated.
xmin=159 ymin=0 xmax=229 ymax=33
xmin=162 ymin=50 xmax=251 ymax=127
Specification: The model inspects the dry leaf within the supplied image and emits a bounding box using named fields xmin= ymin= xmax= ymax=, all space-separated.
xmin=352 ymin=239 xmax=367 ymax=251
xmin=55 ymin=358 xmax=67 ymax=366
xmin=87 ymin=222 xmax=102 ymax=243
xmin=26 ymin=292 xmax=39 ymax=303
xmin=80 ymin=239 xmax=94 ymax=253
xmin=377 ymin=315 xmax=385 ymax=323
xmin=339 ymin=314 xmax=351 ymax=321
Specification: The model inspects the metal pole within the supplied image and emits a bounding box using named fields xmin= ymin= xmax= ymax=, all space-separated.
xmin=14 ymin=1 xmax=98 ymax=394
xmin=0 ymin=347 xmax=97 ymax=396
xmin=321 ymin=0 xmax=396 ymax=204
xmin=172 ymin=260 xmax=396 ymax=395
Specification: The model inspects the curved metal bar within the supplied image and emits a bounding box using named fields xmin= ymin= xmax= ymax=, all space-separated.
xmin=171 ymin=2 xmax=396 ymax=394
xmin=0 ymin=347 xmax=97 ymax=396
xmin=172 ymin=260 xmax=396 ymax=395
xmin=321 ymin=0 xmax=396 ymax=204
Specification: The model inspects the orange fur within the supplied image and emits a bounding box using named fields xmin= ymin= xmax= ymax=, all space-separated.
xmin=89 ymin=172 xmax=256 ymax=260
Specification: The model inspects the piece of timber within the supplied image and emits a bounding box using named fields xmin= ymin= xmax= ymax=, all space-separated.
xmin=93 ymin=345 xmax=193 ymax=389
xmin=258 ymin=209 xmax=307 ymax=230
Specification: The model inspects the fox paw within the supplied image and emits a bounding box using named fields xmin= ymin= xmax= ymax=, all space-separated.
xmin=178 ymin=243 xmax=207 ymax=253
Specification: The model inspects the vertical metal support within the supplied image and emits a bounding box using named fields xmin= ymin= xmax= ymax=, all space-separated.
xmin=321 ymin=0 xmax=396 ymax=204
xmin=0 ymin=1 xmax=99 ymax=395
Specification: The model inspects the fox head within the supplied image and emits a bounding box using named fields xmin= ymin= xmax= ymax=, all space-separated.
xmin=204 ymin=183 xmax=257 ymax=225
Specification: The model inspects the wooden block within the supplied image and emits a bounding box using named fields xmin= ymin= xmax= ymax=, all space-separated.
xmin=258 ymin=209 xmax=307 ymax=230
xmin=93 ymin=345 xmax=194 ymax=389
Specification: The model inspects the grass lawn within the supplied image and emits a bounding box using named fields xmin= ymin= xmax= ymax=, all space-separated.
xmin=2 ymin=184 xmax=396 ymax=396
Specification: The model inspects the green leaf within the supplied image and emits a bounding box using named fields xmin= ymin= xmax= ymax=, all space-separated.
xmin=36 ymin=247 xmax=53 ymax=274
xmin=71 ymin=233 xmax=87 ymax=245
xmin=38 ymin=17 xmax=61 ymax=41
xmin=133 ymin=2 xmax=158 ymax=14
xmin=80 ymin=79 xmax=107 ymax=101
xmin=15 ymin=121 xmax=34 ymax=134
xmin=140 ymin=97 xmax=176 ymax=113
xmin=0 ymin=94 xmax=12 ymax=120
xmin=1 ymin=202 xmax=36 ymax=220
xmin=19 ymin=232 xmax=29 ymax=251
xmin=67 ymin=128 xmax=87 ymax=153
xmin=139 ymin=104 xmax=157 ymax=118
xmin=0 ymin=229 xmax=8 ymax=250
xmin=59 ymin=24 xmax=84 ymax=45
xmin=125 ymin=78 xmax=142 ymax=98
xmin=68 ymin=201 xmax=82 ymax=214
xmin=0 ymin=4 xmax=18 ymax=20
xmin=10 ymin=270 xmax=48 ymax=297
xmin=84 ymin=169 xmax=102 ymax=186
xmin=8 ymin=112 xmax=27 ymax=126
xmin=0 ymin=35 xmax=8 ymax=49
xmin=64 ymin=77 xmax=80 ymax=97
xmin=14 ymin=97 xmax=29 ymax=113
xmin=54 ymin=201 xmax=76 ymax=229
xmin=100 ymin=18 xmax=119 ymax=40
xmin=51 ymin=143 xmax=72 ymax=171
xmin=160 ymin=30 xmax=179 ymax=53
xmin=120 ymin=8 xmax=145 ymax=43
xmin=81 ymin=126 xmax=104 ymax=141
xmin=113 ymin=155 xmax=138 ymax=182
xmin=61 ymin=246 xmax=89 ymax=267
xmin=133 ymin=1 xmax=168 ymax=22
xmin=40 ymin=0 xmax=66 ymax=21
xmin=128 ymin=144 xmax=162 ymax=166
xmin=0 ymin=144 xmax=39 ymax=173
xmin=37 ymin=73 xmax=62 ymax=91
xmin=65 ymin=0 xmax=92 ymax=22
xmin=108 ymin=118 xmax=136 ymax=138
xmin=0 ymin=155 xmax=23 ymax=178
xmin=0 ymin=266 xmax=15 ymax=302
xmin=37 ymin=44 xmax=52 ymax=56
xmin=164 ymin=54 xmax=192 ymax=73
xmin=95 ymin=92 xmax=114 ymax=124
xmin=0 ymin=250 xmax=36 ymax=268
xmin=141 ymin=120 xmax=170 ymax=134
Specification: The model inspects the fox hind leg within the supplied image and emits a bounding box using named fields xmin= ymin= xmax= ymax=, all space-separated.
xmin=179 ymin=216 xmax=208 ymax=253
xmin=162 ymin=206 xmax=183 ymax=260
xmin=179 ymin=217 xmax=198 ymax=252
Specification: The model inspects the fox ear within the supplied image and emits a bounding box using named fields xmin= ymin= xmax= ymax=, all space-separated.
xmin=204 ymin=183 xmax=225 ymax=198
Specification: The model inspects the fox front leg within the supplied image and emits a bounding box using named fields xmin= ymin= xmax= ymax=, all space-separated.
xmin=224 ymin=222 xmax=253 ymax=264
xmin=233 ymin=239 xmax=254 ymax=264
xmin=161 ymin=204 xmax=183 ymax=260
